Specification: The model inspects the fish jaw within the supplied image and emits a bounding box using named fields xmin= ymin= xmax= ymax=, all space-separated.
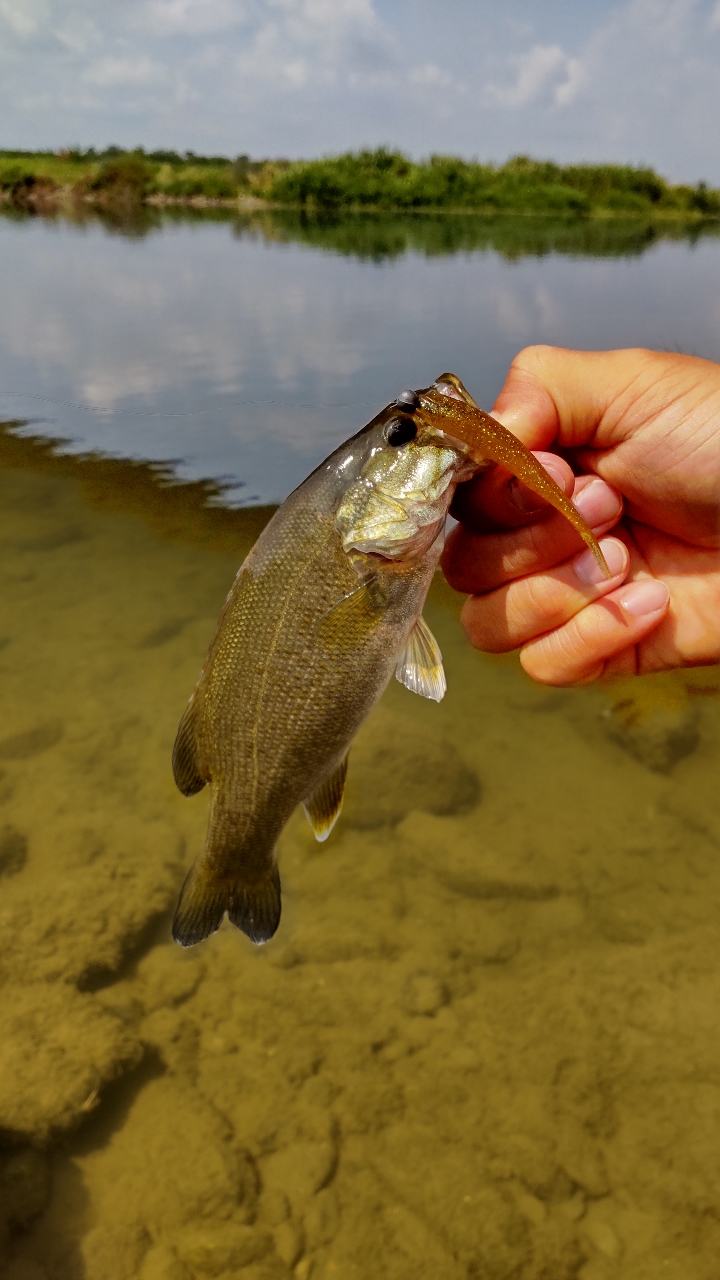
xmin=335 ymin=440 xmax=472 ymax=561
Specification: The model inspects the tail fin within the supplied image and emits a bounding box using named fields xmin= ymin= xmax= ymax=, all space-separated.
xmin=172 ymin=861 xmax=282 ymax=948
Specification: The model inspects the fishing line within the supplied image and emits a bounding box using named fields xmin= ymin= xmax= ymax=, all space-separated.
xmin=0 ymin=391 xmax=379 ymax=419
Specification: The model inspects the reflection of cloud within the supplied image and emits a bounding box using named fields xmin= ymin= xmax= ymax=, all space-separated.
xmin=2 ymin=220 xmax=720 ymax=502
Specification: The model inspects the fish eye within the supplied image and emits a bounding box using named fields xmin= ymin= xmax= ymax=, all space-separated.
xmin=396 ymin=388 xmax=420 ymax=410
xmin=385 ymin=415 xmax=418 ymax=447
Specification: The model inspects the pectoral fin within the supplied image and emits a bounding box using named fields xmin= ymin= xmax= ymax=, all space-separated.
xmin=395 ymin=615 xmax=446 ymax=702
xmin=317 ymin=576 xmax=383 ymax=650
xmin=172 ymin=699 xmax=207 ymax=796
xmin=303 ymin=755 xmax=348 ymax=842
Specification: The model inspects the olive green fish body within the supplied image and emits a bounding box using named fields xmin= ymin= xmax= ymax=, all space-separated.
xmin=172 ymin=419 xmax=455 ymax=946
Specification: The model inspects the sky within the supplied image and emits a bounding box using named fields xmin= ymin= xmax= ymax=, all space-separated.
xmin=1 ymin=0 xmax=720 ymax=183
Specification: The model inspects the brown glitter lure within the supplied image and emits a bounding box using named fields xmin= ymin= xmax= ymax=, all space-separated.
xmin=410 ymin=371 xmax=612 ymax=579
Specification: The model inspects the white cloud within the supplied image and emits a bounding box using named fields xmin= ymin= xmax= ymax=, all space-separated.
xmin=230 ymin=0 xmax=393 ymax=91
xmin=84 ymin=54 xmax=165 ymax=87
xmin=554 ymin=55 xmax=585 ymax=106
xmin=487 ymin=44 xmax=580 ymax=109
xmin=407 ymin=62 xmax=452 ymax=89
xmin=0 ymin=0 xmax=48 ymax=39
xmin=139 ymin=0 xmax=248 ymax=35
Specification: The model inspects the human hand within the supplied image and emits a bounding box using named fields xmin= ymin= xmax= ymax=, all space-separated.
xmin=441 ymin=347 xmax=720 ymax=685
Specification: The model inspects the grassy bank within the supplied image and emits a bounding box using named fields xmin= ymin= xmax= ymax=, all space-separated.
xmin=1 ymin=146 xmax=719 ymax=219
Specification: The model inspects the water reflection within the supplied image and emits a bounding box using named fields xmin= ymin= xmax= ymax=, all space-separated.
xmin=246 ymin=208 xmax=720 ymax=263
xmin=5 ymin=202 xmax=720 ymax=260
xmin=1 ymin=208 xmax=720 ymax=503
xmin=1 ymin=421 xmax=719 ymax=1278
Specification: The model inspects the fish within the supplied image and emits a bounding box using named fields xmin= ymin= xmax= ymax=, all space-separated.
xmin=171 ymin=373 xmax=610 ymax=948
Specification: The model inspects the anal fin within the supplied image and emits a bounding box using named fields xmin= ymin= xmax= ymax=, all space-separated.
xmin=395 ymin=615 xmax=446 ymax=702
xmin=303 ymin=755 xmax=348 ymax=842
xmin=172 ymin=698 xmax=207 ymax=796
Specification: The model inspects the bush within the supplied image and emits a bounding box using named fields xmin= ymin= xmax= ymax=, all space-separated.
xmin=270 ymin=149 xmax=720 ymax=217
xmin=88 ymin=155 xmax=155 ymax=198
xmin=0 ymin=165 xmax=35 ymax=190
xmin=159 ymin=172 xmax=237 ymax=199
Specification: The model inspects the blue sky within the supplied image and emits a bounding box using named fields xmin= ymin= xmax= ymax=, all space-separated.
xmin=2 ymin=0 xmax=720 ymax=182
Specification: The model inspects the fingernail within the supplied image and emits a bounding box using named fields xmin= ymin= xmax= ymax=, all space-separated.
xmin=509 ymin=462 xmax=567 ymax=513
xmin=574 ymin=538 xmax=627 ymax=585
xmin=573 ymin=478 xmax=623 ymax=528
xmin=619 ymin=580 xmax=670 ymax=616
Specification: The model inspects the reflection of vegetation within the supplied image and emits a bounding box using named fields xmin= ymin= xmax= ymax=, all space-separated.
xmin=2 ymin=146 xmax=719 ymax=222
xmin=0 ymin=420 xmax=275 ymax=555
xmin=3 ymin=196 xmax=718 ymax=259
xmin=237 ymin=209 xmax=720 ymax=262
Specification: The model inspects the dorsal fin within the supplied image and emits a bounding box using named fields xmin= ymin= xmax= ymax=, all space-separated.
xmin=395 ymin=615 xmax=446 ymax=702
xmin=172 ymin=699 xmax=207 ymax=796
xmin=303 ymin=755 xmax=348 ymax=842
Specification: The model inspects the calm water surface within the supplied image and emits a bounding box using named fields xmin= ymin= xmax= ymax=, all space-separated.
xmin=2 ymin=210 xmax=720 ymax=501
xmin=1 ymin=211 xmax=719 ymax=1280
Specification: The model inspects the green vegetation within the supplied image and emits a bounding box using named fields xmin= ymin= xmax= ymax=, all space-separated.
xmin=0 ymin=147 xmax=286 ymax=207
xmin=1 ymin=145 xmax=718 ymax=221
xmin=270 ymin=149 xmax=720 ymax=217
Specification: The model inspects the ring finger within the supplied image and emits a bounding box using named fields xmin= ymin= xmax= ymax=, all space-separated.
xmin=461 ymin=535 xmax=630 ymax=653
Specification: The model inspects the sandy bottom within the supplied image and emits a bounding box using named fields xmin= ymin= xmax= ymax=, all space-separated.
xmin=1 ymin=437 xmax=719 ymax=1280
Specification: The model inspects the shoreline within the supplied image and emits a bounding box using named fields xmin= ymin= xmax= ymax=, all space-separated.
xmin=1 ymin=186 xmax=719 ymax=225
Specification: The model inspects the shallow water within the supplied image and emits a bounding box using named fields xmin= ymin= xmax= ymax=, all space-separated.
xmin=2 ymin=210 xmax=720 ymax=1279
xmin=1 ymin=421 xmax=720 ymax=1280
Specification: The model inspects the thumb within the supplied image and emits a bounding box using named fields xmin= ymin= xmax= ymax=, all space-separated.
xmin=490 ymin=345 xmax=657 ymax=453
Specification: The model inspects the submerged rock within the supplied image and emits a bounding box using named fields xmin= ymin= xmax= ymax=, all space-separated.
xmin=0 ymin=984 xmax=141 ymax=1142
xmin=601 ymin=677 xmax=700 ymax=773
xmin=0 ymin=1149 xmax=51 ymax=1229
xmin=343 ymin=709 xmax=480 ymax=829
xmin=0 ymin=827 xmax=27 ymax=877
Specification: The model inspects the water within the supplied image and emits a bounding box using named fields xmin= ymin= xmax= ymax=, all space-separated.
xmin=1 ymin=209 xmax=719 ymax=1280
xmin=2 ymin=210 xmax=720 ymax=502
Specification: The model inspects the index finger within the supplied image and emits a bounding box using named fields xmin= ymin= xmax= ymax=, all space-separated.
xmin=490 ymin=345 xmax=660 ymax=451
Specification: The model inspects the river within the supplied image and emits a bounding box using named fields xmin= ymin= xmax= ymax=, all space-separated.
xmin=1 ymin=207 xmax=719 ymax=1280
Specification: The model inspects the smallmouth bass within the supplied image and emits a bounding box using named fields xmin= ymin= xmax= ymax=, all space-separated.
xmin=172 ymin=373 xmax=610 ymax=948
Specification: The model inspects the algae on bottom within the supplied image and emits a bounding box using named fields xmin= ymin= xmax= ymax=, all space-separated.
xmin=1 ymin=439 xmax=720 ymax=1280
